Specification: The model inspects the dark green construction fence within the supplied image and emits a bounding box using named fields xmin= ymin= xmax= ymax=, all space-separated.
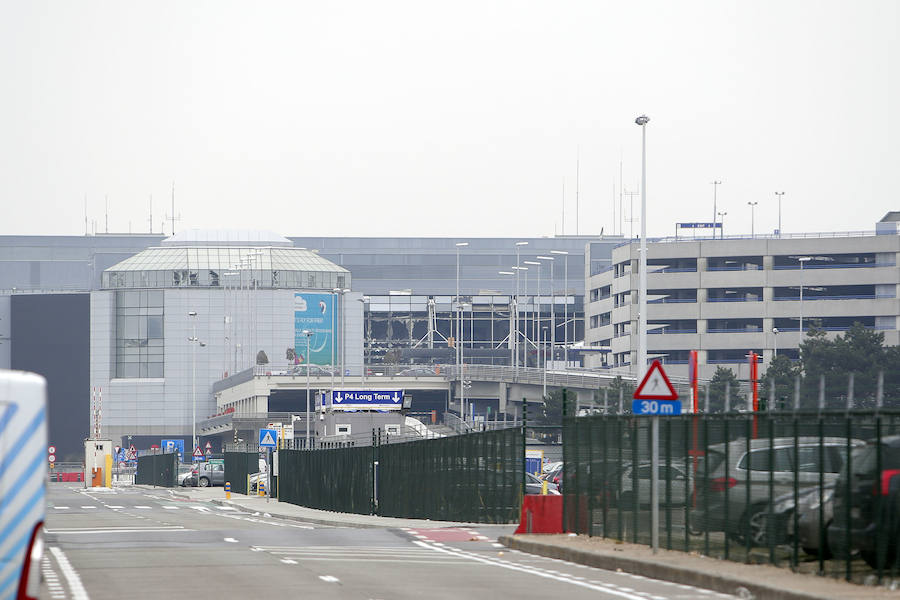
xmin=225 ymin=451 xmax=260 ymax=495
xmin=279 ymin=427 xmax=523 ymax=523
xmin=135 ymin=452 xmax=177 ymax=487
xmin=563 ymin=409 xmax=900 ymax=585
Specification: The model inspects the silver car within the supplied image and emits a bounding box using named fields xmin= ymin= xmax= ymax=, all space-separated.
xmin=691 ymin=436 xmax=862 ymax=546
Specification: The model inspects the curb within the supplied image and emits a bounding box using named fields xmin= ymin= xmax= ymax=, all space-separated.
xmin=204 ymin=497 xmax=384 ymax=529
xmin=499 ymin=536 xmax=830 ymax=600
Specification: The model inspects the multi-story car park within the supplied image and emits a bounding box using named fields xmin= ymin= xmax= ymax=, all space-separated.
xmin=584 ymin=213 xmax=900 ymax=380
xmin=0 ymin=229 xmax=619 ymax=457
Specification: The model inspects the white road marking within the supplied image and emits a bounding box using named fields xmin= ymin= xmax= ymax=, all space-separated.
xmin=134 ymin=505 xmax=152 ymax=509
xmin=162 ymin=506 xmax=178 ymax=509
xmin=217 ymin=506 xmax=237 ymax=511
xmin=107 ymin=505 xmax=124 ymax=509
xmin=224 ymin=537 xmax=239 ymax=543
xmin=80 ymin=506 xmax=97 ymax=509
xmin=280 ymin=559 xmax=298 ymax=564
xmin=46 ymin=526 xmax=190 ymax=534
xmin=414 ymin=541 xmax=689 ymax=600
xmin=319 ymin=575 xmax=340 ymax=583
xmin=492 ymin=543 xmax=505 ymax=548
xmin=49 ymin=547 xmax=90 ymax=600
xmin=53 ymin=506 xmax=70 ymax=510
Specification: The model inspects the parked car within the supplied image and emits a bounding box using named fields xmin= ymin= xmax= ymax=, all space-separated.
xmin=828 ymin=435 xmax=900 ymax=568
xmin=617 ymin=462 xmax=691 ymax=507
xmin=796 ymin=484 xmax=836 ymax=557
xmin=525 ymin=472 xmax=560 ymax=495
xmin=396 ymin=367 xmax=438 ymax=377
xmin=691 ymin=437 xmax=863 ymax=546
xmin=177 ymin=465 xmax=195 ymax=487
xmin=186 ymin=460 xmax=226 ymax=487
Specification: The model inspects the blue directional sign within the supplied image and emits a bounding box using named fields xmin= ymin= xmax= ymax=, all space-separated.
xmin=259 ymin=429 xmax=278 ymax=448
xmin=677 ymin=222 xmax=721 ymax=229
xmin=161 ymin=439 xmax=184 ymax=458
xmin=329 ymin=390 xmax=403 ymax=411
xmin=632 ymin=360 xmax=681 ymax=415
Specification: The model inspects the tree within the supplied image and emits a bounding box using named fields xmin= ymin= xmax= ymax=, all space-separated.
xmin=706 ymin=366 xmax=743 ymax=412
xmin=256 ymin=350 xmax=269 ymax=365
xmin=760 ymin=354 xmax=801 ymax=410
xmin=607 ymin=376 xmax=636 ymax=413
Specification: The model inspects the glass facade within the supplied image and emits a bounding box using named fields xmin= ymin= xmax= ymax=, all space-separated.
xmin=115 ymin=290 xmax=165 ymax=378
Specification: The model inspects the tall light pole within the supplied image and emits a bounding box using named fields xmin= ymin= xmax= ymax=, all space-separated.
xmin=550 ymin=249 xmax=569 ymax=365
xmin=717 ymin=211 xmax=727 ymax=239
xmin=460 ymin=302 xmax=470 ymax=424
xmin=772 ymin=327 xmax=779 ymax=358
xmin=514 ymin=242 xmax=528 ymax=369
xmin=358 ymin=296 xmax=369 ymax=385
xmin=635 ymin=113 xmax=655 ymax=552
xmin=711 ymin=180 xmax=722 ymax=232
xmin=302 ymin=329 xmax=312 ymax=449
xmin=456 ymin=242 xmax=468 ymax=390
xmin=512 ymin=266 xmax=528 ymax=368
xmin=525 ymin=260 xmax=541 ymax=367
xmin=798 ymin=257 xmax=812 ymax=337
xmin=339 ymin=288 xmax=350 ymax=389
xmin=775 ymin=192 xmax=785 ymax=235
xmin=542 ymin=326 xmax=549 ymax=397
xmin=537 ymin=256 xmax=554 ymax=368
xmin=747 ymin=201 xmax=758 ymax=236
xmin=499 ymin=271 xmax=515 ymax=368
xmin=188 ymin=311 xmax=200 ymax=458
xmin=331 ymin=287 xmax=339 ymax=393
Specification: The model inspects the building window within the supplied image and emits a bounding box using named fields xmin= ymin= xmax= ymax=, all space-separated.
xmin=115 ymin=290 xmax=164 ymax=378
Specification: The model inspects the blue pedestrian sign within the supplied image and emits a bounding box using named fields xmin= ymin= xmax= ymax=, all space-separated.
xmin=259 ymin=428 xmax=278 ymax=448
xmin=632 ymin=360 xmax=682 ymax=415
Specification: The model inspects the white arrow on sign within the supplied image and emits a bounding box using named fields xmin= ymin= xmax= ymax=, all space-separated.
xmin=391 ymin=392 xmax=401 ymax=402
xmin=334 ymin=392 xmax=343 ymax=403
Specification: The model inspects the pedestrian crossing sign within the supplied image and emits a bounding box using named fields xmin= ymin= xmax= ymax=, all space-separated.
xmin=633 ymin=360 xmax=678 ymax=401
xmin=259 ymin=428 xmax=278 ymax=448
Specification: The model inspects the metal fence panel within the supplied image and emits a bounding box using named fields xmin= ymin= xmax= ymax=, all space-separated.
xmin=279 ymin=447 xmax=374 ymax=514
xmin=224 ymin=452 xmax=260 ymax=495
xmin=135 ymin=452 xmax=177 ymax=487
xmin=563 ymin=409 xmax=900 ymax=584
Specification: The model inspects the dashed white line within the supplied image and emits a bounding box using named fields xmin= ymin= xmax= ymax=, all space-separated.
xmin=224 ymin=537 xmax=239 ymax=543
xmin=49 ymin=547 xmax=90 ymax=600
xmin=134 ymin=505 xmax=152 ymax=509
xmin=53 ymin=506 xmax=70 ymax=510
xmin=319 ymin=575 xmax=340 ymax=583
xmin=280 ymin=559 xmax=298 ymax=564
xmin=80 ymin=506 xmax=97 ymax=509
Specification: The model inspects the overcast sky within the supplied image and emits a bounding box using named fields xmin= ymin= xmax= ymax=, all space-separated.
xmin=2 ymin=1 xmax=897 ymax=239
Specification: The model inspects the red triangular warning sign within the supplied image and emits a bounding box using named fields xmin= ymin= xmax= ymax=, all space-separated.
xmin=633 ymin=360 xmax=679 ymax=400
xmin=192 ymin=446 xmax=204 ymax=457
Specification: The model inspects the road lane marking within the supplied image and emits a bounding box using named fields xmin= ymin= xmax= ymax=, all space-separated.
xmin=280 ymin=559 xmax=298 ymax=564
xmin=134 ymin=505 xmax=152 ymax=509
xmin=162 ymin=506 xmax=178 ymax=509
xmin=47 ymin=526 xmax=190 ymax=534
xmin=319 ymin=576 xmax=340 ymax=583
xmin=49 ymin=547 xmax=90 ymax=600
xmin=414 ymin=541 xmax=674 ymax=600
xmin=53 ymin=506 xmax=70 ymax=510
xmin=224 ymin=537 xmax=239 ymax=543
xmin=80 ymin=506 xmax=97 ymax=509
xmin=107 ymin=505 xmax=124 ymax=509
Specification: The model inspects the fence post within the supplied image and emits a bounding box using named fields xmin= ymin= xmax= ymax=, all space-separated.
xmin=522 ymin=397 xmax=527 ymax=504
xmin=794 ymin=375 xmax=801 ymax=411
xmin=847 ymin=373 xmax=854 ymax=411
xmin=877 ymin=370 xmax=884 ymax=409
xmin=724 ymin=382 xmax=731 ymax=413
xmin=818 ymin=375 xmax=825 ymax=411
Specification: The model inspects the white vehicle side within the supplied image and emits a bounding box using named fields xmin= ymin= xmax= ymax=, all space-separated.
xmin=0 ymin=370 xmax=47 ymax=600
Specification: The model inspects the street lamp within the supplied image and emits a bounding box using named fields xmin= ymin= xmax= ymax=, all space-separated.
xmin=338 ymin=288 xmax=350 ymax=389
xmin=542 ymin=326 xmax=549 ymax=397
xmin=302 ymin=329 xmax=312 ymax=449
xmin=717 ymin=211 xmax=727 ymax=239
xmin=635 ymin=113 xmax=655 ymax=553
xmin=747 ymin=201 xmax=758 ymax=237
xmin=331 ymin=287 xmax=340 ymax=393
xmin=514 ymin=242 xmax=528 ymax=369
xmin=512 ymin=266 xmax=529 ymax=368
xmin=775 ymin=192 xmax=785 ymax=235
xmin=550 ymin=249 xmax=569 ymax=366
xmin=499 ymin=271 xmax=515 ymax=367
xmin=358 ymin=296 xmax=369 ymax=385
xmin=459 ymin=302 xmax=471 ymax=424
xmin=525 ymin=260 xmax=541 ymax=366
xmin=188 ymin=311 xmax=205 ymax=459
xmin=537 ymin=256 xmax=555 ymax=369
xmin=455 ymin=242 xmax=468 ymax=375
xmin=772 ymin=327 xmax=779 ymax=358
xmin=711 ymin=180 xmax=722 ymax=233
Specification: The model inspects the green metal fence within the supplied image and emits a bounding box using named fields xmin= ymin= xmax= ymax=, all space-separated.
xmin=563 ymin=409 xmax=900 ymax=584
xmin=278 ymin=427 xmax=523 ymax=523
xmin=279 ymin=446 xmax=374 ymax=514
xmin=135 ymin=452 xmax=177 ymax=487
xmin=378 ymin=427 xmax=522 ymax=523
xmin=224 ymin=452 xmax=260 ymax=495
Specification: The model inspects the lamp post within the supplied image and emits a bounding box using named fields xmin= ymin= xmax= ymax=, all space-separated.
xmin=512 ymin=266 xmax=528 ymax=368
xmin=747 ymin=201 xmax=758 ymax=237
xmin=514 ymin=242 xmax=528 ymax=369
xmin=798 ymin=257 xmax=812 ymax=337
xmin=525 ymin=260 xmax=541 ymax=367
xmin=499 ymin=271 xmax=515 ymax=368
xmin=772 ymin=327 xmax=779 ymax=358
xmin=542 ymin=326 xmax=549 ymax=397
xmin=302 ymin=329 xmax=312 ymax=449
xmin=635 ymin=113 xmax=655 ymax=552
xmin=455 ymin=242 xmax=468 ymax=374
xmin=537 ymin=256 xmax=554 ymax=369
xmin=331 ymin=288 xmax=339 ymax=393
xmin=358 ymin=296 xmax=369 ymax=385
xmin=188 ymin=311 xmax=204 ymax=458
xmin=775 ymin=192 xmax=785 ymax=234
xmin=339 ymin=288 xmax=350 ymax=389
xmin=711 ymin=180 xmax=722 ymax=232
xmin=459 ymin=302 xmax=471 ymax=425
xmin=717 ymin=211 xmax=727 ymax=239
xmin=550 ymin=249 xmax=569 ymax=366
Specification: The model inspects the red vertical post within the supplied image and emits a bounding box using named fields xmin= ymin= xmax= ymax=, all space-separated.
xmin=750 ymin=351 xmax=759 ymax=438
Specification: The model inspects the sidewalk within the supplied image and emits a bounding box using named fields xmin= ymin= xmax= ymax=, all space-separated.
xmin=499 ymin=534 xmax=900 ymax=600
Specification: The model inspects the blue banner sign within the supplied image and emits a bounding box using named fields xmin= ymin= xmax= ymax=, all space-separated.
xmin=294 ymin=293 xmax=335 ymax=365
xmin=631 ymin=399 xmax=682 ymax=415
xmin=677 ymin=222 xmax=720 ymax=229
xmin=161 ymin=439 xmax=185 ymax=461
xmin=328 ymin=390 xmax=403 ymax=411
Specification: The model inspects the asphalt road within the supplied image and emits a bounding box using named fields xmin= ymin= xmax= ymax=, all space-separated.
xmin=43 ymin=483 xmax=738 ymax=600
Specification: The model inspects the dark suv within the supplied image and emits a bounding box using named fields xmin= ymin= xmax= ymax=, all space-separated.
xmin=828 ymin=435 xmax=900 ymax=569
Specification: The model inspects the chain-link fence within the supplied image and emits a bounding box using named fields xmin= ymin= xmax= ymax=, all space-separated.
xmin=563 ymin=409 xmax=900 ymax=584
xmin=135 ymin=452 xmax=177 ymax=487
